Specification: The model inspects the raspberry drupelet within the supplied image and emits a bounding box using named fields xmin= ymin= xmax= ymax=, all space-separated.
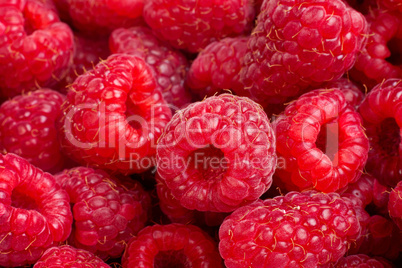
xmin=273 ymin=88 xmax=369 ymax=192
xmin=0 ymin=89 xmax=66 ymax=173
xmin=33 ymin=245 xmax=110 ymax=268
xmin=57 ymin=54 xmax=172 ymax=174
xmin=0 ymin=0 xmax=74 ymax=98
xmin=122 ymin=223 xmax=224 ymax=268
xmin=323 ymin=78 xmax=365 ymax=109
xmin=143 ymin=0 xmax=255 ymax=53
xmin=335 ymin=254 xmax=394 ymax=268
xmin=358 ymin=78 xmax=402 ymax=187
xmin=219 ymin=191 xmax=362 ymax=267
xmin=156 ymin=94 xmax=277 ymax=212
xmin=54 ymin=167 xmax=151 ymax=259
xmin=388 ymin=180 xmax=402 ymax=229
xmin=240 ymin=0 xmax=368 ymax=106
xmin=0 ymin=153 xmax=73 ymax=267
xmin=110 ymin=26 xmax=192 ymax=109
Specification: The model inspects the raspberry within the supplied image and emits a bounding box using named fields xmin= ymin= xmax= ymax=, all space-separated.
xmin=240 ymin=0 xmax=368 ymax=106
xmin=370 ymin=178 xmax=391 ymax=216
xmin=56 ymin=33 xmax=110 ymax=93
xmin=358 ymin=78 xmax=402 ymax=187
xmin=54 ymin=167 xmax=151 ymax=259
xmin=143 ymin=0 xmax=255 ymax=53
xmin=110 ymin=26 xmax=192 ymax=109
xmin=186 ymin=36 xmax=248 ymax=98
xmin=219 ymin=191 xmax=362 ymax=267
xmin=0 ymin=89 xmax=66 ymax=173
xmin=323 ymin=78 xmax=365 ymax=109
xmin=388 ymin=180 xmax=402 ymax=229
xmin=65 ymin=0 xmax=145 ymax=36
xmin=156 ymin=94 xmax=277 ymax=212
xmin=349 ymin=8 xmax=402 ymax=88
xmin=337 ymin=174 xmax=374 ymax=208
xmin=33 ymin=245 xmax=110 ymax=268
xmin=122 ymin=223 xmax=224 ymax=268
xmin=0 ymin=153 xmax=73 ymax=267
xmin=273 ymin=88 xmax=369 ymax=192
xmin=335 ymin=254 xmax=394 ymax=268
xmin=57 ymin=54 xmax=172 ymax=174
xmin=0 ymin=0 xmax=74 ymax=98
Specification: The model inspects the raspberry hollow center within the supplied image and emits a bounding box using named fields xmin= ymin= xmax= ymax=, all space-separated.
xmin=154 ymin=250 xmax=191 ymax=268
xmin=187 ymin=145 xmax=228 ymax=181
xmin=377 ymin=117 xmax=400 ymax=157
xmin=11 ymin=188 xmax=40 ymax=211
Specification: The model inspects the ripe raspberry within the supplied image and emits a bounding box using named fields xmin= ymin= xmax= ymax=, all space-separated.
xmin=0 ymin=89 xmax=66 ymax=173
xmin=143 ymin=0 xmax=255 ymax=53
xmin=323 ymin=78 xmax=365 ymax=109
xmin=349 ymin=8 xmax=402 ymax=88
xmin=335 ymin=254 xmax=394 ymax=268
xmin=388 ymin=180 xmax=402 ymax=229
xmin=219 ymin=191 xmax=362 ymax=267
xmin=54 ymin=167 xmax=151 ymax=259
xmin=186 ymin=36 xmax=248 ymax=98
xmin=358 ymin=78 xmax=402 ymax=187
xmin=33 ymin=245 xmax=110 ymax=268
xmin=57 ymin=54 xmax=172 ymax=174
xmin=370 ymin=178 xmax=391 ymax=216
xmin=337 ymin=174 xmax=374 ymax=208
xmin=56 ymin=33 xmax=110 ymax=93
xmin=0 ymin=153 xmax=73 ymax=267
xmin=240 ymin=0 xmax=368 ymax=106
xmin=156 ymin=94 xmax=277 ymax=212
xmin=273 ymin=88 xmax=369 ymax=192
xmin=0 ymin=0 xmax=74 ymax=98
xmin=65 ymin=0 xmax=145 ymax=36
xmin=122 ymin=223 xmax=224 ymax=268
xmin=110 ymin=26 xmax=192 ymax=109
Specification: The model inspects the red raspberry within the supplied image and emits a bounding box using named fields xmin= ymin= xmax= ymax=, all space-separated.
xmin=370 ymin=178 xmax=391 ymax=216
xmin=240 ymin=0 xmax=368 ymax=106
xmin=122 ymin=223 xmax=224 ymax=268
xmin=110 ymin=26 xmax=192 ymax=109
xmin=358 ymin=78 xmax=402 ymax=187
xmin=350 ymin=8 xmax=402 ymax=88
xmin=273 ymin=88 xmax=369 ymax=192
xmin=389 ymin=180 xmax=402 ymax=229
xmin=337 ymin=174 xmax=374 ymax=208
xmin=0 ymin=89 xmax=66 ymax=173
xmin=323 ymin=78 xmax=365 ymax=109
xmin=143 ymin=0 xmax=255 ymax=53
xmin=57 ymin=54 xmax=172 ymax=174
xmin=335 ymin=254 xmax=394 ymax=268
xmin=186 ymin=36 xmax=248 ymax=98
xmin=157 ymin=94 xmax=277 ymax=212
xmin=0 ymin=0 xmax=74 ymax=98
xmin=33 ymin=245 xmax=110 ymax=268
xmin=219 ymin=191 xmax=362 ymax=267
xmin=54 ymin=167 xmax=151 ymax=259
xmin=56 ymin=33 xmax=110 ymax=93
xmin=0 ymin=153 xmax=73 ymax=267
xmin=65 ymin=0 xmax=145 ymax=36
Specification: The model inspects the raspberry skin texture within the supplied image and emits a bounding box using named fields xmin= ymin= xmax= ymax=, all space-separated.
xmin=349 ymin=8 xmax=402 ymax=88
xmin=358 ymin=78 xmax=402 ymax=187
xmin=0 ymin=153 xmax=73 ymax=267
xmin=337 ymin=174 xmax=374 ymax=208
xmin=0 ymin=0 xmax=74 ymax=98
xmin=66 ymin=0 xmax=145 ymax=36
xmin=57 ymin=54 xmax=172 ymax=174
xmin=186 ymin=36 xmax=248 ymax=98
xmin=143 ymin=0 xmax=255 ymax=53
xmin=54 ymin=167 xmax=151 ymax=259
xmin=240 ymin=0 xmax=368 ymax=106
xmin=156 ymin=94 xmax=277 ymax=212
xmin=33 ymin=245 xmax=110 ymax=268
xmin=219 ymin=191 xmax=362 ymax=268
xmin=109 ymin=26 xmax=192 ymax=109
xmin=388 ymin=180 xmax=402 ymax=229
xmin=122 ymin=223 xmax=224 ymax=268
xmin=335 ymin=254 xmax=394 ymax=268
xmin=0 ymin=89 xmax=66 ymax=173
xmin=273 ymin=88 xmax=369 ymax=192
xmin=323 ymin=78 xmax=365 ymax=109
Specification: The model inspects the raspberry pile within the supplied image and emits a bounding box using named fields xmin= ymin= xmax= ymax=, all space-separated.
xmin=1 ymin=0 xmax=402 ymax=267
